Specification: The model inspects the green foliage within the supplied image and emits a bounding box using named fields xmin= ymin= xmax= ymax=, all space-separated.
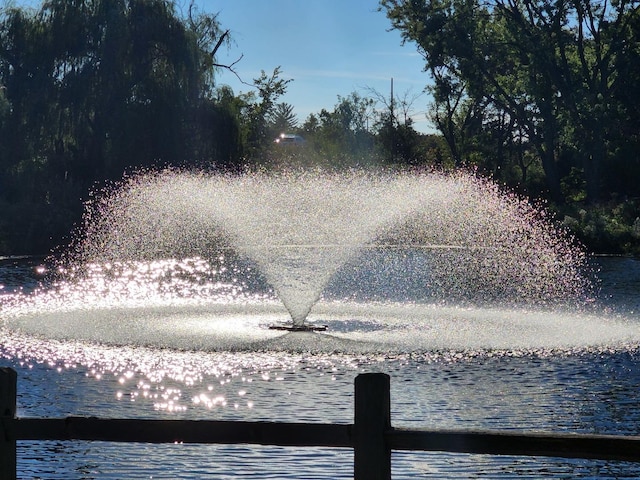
xmin=269 ymin=102 xmax=298 ymax=135
xmin=0 ymin=0 xmax=241 ymax=253
xmin=381 ymin=0 xmax=640 ymax=205
xmin=299 ymin=92 xmax=376 ymax=166
xmin=380 ymin=0 xmax=640 ymax=254
xmin=296 ymin=91 xmax=452 ymax=169
xmin=561 ymin=200 xmax=640 ymax=256
xmin=238 ymin=67 xmax=292 ymax=160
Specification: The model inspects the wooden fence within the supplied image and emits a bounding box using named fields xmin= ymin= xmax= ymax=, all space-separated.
xmin=2 ymin=367 xmax=640 ymax=479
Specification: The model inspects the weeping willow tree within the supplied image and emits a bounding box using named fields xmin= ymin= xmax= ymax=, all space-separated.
xmin=0 ymin=0 xmax=242 ymax=253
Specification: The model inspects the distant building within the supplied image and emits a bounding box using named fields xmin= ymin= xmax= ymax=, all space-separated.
xmin=274 ymin=133 xmax=306 ymax=146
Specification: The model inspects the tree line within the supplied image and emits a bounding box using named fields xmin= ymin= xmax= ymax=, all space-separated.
xmin=0 ymin=0 xmax=638 ymax=256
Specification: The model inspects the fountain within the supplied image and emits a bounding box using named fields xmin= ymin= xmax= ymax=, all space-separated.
xmin=3 ymin=168 xmax=638 ymax=353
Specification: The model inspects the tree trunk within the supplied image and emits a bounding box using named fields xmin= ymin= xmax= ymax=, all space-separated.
xmin=583 ymin=139 xmax=605 ymax=204
xmin=540 ymin=145 xmax=563 ymax=203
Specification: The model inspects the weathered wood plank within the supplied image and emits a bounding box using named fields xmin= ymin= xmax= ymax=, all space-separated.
xmin=0 ymin=368 xmax=17 ymax=480
xmin=388 ymin=428 xmax=640 ymax=462
xmin=354 ymin=373 xmax=391 ymax=480
xmin=10 ymin=417 xmax=353 ymax=448
xmin=10 ymin=417 xmax=640 ymax=462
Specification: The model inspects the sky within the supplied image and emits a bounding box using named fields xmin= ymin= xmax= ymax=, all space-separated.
xmin=14 ymin=0 xmax=436 ymax=133
xmin=198 ymin=0 xmax=435 ymax=133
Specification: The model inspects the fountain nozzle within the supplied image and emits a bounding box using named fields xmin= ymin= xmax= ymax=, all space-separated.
xmin=268 ymin=323 xmax=328 ymax=332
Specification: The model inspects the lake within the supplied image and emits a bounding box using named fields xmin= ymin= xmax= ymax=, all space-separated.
xmin=1 ymin=254 xmax=639 ymax=479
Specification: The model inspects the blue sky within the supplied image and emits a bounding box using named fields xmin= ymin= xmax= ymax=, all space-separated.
xmin=199 ymin=0 xmax=434 ymax=132
xmin=14 ymin=0 xmax=435 ymax=132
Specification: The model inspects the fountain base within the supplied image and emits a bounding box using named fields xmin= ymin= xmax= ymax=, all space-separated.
xmin=268 ymin=323 xmax=328 ymax=332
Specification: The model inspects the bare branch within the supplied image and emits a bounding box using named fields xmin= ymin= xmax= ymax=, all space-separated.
xmin=211 ymin=29 xmax=230 ymax=58
xmin=213 ymin=53 xmax=256 ymax=87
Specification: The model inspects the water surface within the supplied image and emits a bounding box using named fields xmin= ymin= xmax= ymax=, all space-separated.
xmin=1 ymin=255 xmax=640 ymax=478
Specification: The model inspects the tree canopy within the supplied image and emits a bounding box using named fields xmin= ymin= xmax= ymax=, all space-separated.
xmin=0 ymin=0 xmax=241 ymax=251
xmin=382 ymin=0 xmax=640 ymax=204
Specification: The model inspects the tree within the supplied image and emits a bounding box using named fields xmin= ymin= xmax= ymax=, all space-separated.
xmin=269 ymin=102 xmax=298 ymax=135
xmin=295 ymin=93 xmax=375 ymax=165
xmin=241 ymin=67 xmax=292 ymax=158
xmin=366 ymin=84 xmax=424 ymax=164
xmin=0 ymin=0 xmax=232 ymax=176
xmin=301 ymin=112 xmax=320 ymax=136
xmin=313 ymin=92 xmax=376 ymax=160
xmin=381 ymin=0 xmax=640 ymax=204
xmin=190 ymin=85 xmax=244 ymax=171
xmin=0 ymin=0 xmax=235 ymax=253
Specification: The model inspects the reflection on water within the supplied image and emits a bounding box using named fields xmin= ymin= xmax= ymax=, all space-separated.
xmin=6 ymin=346 xmax=640 ymax=479
xmin=1 ymin=255 xmax=640 ymax=478
xmin=0 ymin=256 xmax=47 ymax=294
xmin=2 ymin=254 xmax=638 ymax=353
xmin=595 ymin=256 xmax=640 ymax=313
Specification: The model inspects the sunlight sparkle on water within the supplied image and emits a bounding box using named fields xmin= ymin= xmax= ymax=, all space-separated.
xmin=1 ymin=170 xmax=639 ymax=419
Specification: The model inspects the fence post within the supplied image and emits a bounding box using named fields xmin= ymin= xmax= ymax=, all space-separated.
xmin=354 ymin=373 xmax=391 ymax=480
xmin=0 ymin=367 xmax=17 ymax=480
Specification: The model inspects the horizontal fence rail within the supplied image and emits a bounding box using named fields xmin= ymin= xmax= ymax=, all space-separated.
xmin=388 ymin=429 xmax=640 ymax=462
xmin=7 ymin=417 xmax=353 ymax=447
xmin=2 ymin=367 xmax=640 ymax=479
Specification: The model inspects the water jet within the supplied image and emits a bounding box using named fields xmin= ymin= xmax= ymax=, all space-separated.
xmin=3 ymin=168 xmax=633 ymax=354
